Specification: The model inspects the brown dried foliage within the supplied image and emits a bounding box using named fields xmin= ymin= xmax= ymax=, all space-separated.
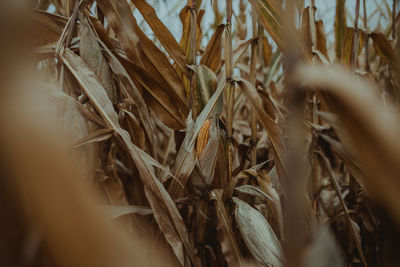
xmin=1 ymin=0 xmax=400 ymax=266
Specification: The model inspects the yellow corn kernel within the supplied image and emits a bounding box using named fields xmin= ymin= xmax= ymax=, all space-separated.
xmin=196 ymin=119 xmax=212 ymax=157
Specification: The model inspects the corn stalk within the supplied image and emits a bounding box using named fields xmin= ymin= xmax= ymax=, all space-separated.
xmin=225 ymin=0 xmax=234 ymax=181
xmin=250 ymin=0 xmax=258 ymax=166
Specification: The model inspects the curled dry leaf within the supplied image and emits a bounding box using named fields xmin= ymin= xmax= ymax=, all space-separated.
xmin=235 ymin=185 xmax=274 ymax=202
xmin=99 ymin=205 xmax=153 ymax=219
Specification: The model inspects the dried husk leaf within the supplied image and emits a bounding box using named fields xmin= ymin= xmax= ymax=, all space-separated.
xmin=233 ymin=197 xmax=283 ymax=266
xmin=198 ymin=119 xmax=220 ymax=185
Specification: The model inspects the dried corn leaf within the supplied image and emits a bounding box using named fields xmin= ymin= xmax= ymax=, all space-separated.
xmin=79 ymin=13 xmax=117 ymax=103
xmin=169 ymin=113 xmax=197 ymax=200
xmin=101 ymin=45 xmax=157 ymax=151
xmin=236 ymin=78 xmax=287 ymax=188
xmin=71 ymin=128 xmax=113 ymax=148
xmin=254 ymin=0 xmax=285 ymax=51
xmin=120 ymin=56 xmax=187 ymax=129
xmin=179 ymin=6 xmax=204 ymax=57
xmin=300 ymin=7 xmax=328 ymax=59
xmin=98 ymin=0 xmax=188 ymax=106
xmin=61 ymin=48 xmax=198 ymax=266
xmin=131 ymin=0 xmax=189 ymax=77
xmin=99 ymin=205 xmax=153 ymax=219
xmin=33 ymin=10 xmax=67 ymax=45
xmin=262 ymin=36 xmax=273 ymax=66
xmin=341 ymin=27 xmax=364 ymax=65
xmin=235 ymin=185 xmax=273 ymax=201
xmin=96 ymin=0 xmax=142 ymax=65
xmin=190 ymin=65 xmax=219 ymax=113
xmin=101 ymin=140 xmax=131 ymax=206
xmin=200 ymin=24 xmax=225 ymax=73
xmin=371 ymin=32 xmax=400 ymax=72
xmin=210 ymin=190 xmax=245 ymax=266
xmin=316 ymin=20 xmax=328 ymax=59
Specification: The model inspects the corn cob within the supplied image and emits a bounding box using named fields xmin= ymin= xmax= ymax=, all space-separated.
xmin=196 ymin=119 xmax=212 ymax=157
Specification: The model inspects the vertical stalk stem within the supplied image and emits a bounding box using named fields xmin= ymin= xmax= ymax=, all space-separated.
xmin=393 ymin=0 xmax=396 ymax=40
xmin=308 ymin=0 xmax=316 ymax=52
xmin=250 ymin=0 xmax=258 ymax=166
xmin=351 ymin=0 xmax=361 ymax=69
xmin=363 ymin=0 xmax=370 ymax=71
xmin=225 ymin=0 xmax=234 ymax=181
xmin=307 ymin=0 xmax=318 ymax=124
xmin=190 ymin=0 xmax=199 ymax=118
